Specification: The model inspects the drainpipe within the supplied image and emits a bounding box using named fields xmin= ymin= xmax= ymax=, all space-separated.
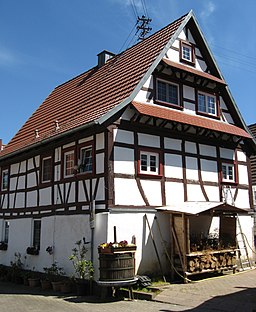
xmin=90 ymin=200 xmax=96 ymax=264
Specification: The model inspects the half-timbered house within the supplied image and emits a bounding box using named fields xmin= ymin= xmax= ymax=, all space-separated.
xmin=0 ymin=11 xmax=255 ymax=279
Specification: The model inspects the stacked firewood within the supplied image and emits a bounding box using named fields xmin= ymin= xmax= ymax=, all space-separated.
xmin=187 ymin=252 xmax=236 ymax=273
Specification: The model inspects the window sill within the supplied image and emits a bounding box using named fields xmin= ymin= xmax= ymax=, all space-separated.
xmin=180 ymin=58 xmax=195 ymax=67
xmin=138 ymin=173 xmax=163 ymax=179
xmin=196 ymin=111 xmax=220 ymax=120
xmin=154 ymin=100 xmax=183 ymax=110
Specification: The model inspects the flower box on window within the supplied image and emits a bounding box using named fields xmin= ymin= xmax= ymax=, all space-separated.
xmin=0 ymin=242 xmax=8 ymax=251
xmin=26 ymin=246 xmax=39 ymax=255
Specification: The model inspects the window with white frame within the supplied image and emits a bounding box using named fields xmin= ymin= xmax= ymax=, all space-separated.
xmin=197 ymin=92 xmax=217 ymax=116
xmin=1 ymin=169 xmax=9 ymax=191
xmin=3 ymin=221 xmax=9 ymax=244
xmin=33 ymin=220 xmax=41 ymax=250
xmin=157 ymin=79 xmax=180 ymax=106
xmin=79 ymin=145 xmax=93 ymax=173
xmin=222 ymin=162 xmax=235 ymax=183
xmin=64 ymin=150 xmax=75 ymax=177
xmin=140 ymin=151 xmax=159 ymax=175
xmin=180 ymin=41 xmax=195 ymax=64
xmin=41 ymin=156 xmax=52 ymax=182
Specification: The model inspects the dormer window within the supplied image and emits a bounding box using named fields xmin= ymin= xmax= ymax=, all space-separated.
xmin=156 ymin=79 xmax=180 ymax=107
xmin=180 ymin=40 xmax=195 ymax=65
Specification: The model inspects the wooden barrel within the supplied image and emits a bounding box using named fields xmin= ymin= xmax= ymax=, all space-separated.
xmin=99 ymin=252 xmax=135 ymax=281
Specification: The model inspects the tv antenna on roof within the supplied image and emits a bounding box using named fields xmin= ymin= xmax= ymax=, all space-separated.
xmin=136 ymin=15 xmax=152 ymax=41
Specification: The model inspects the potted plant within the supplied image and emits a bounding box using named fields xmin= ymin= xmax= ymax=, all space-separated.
xmin=69 ymin=240 xmax=94 ymax=296
xmin=43 ymin=262 xmax=64 ymax=291
xmin=27 ymin=268 xmax=40 ymax=287
xmin=9 ymin=252 xmax=24 ymax=284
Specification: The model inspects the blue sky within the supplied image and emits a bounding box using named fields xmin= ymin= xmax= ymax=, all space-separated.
xmin=0 ymin=0 xmax=256 ymax=144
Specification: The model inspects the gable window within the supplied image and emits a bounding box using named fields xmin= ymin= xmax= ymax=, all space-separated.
xmin=156 ymin=79 xmax=180 ymax=106
xmin=41 ymin=156 xmax=52 ymax=183
xmin=64 ymin=150 xmax=75 ymax=178
xmin=222 ymin=162 xmax=236 ymax=183
xmin=180 ymin=40 xmax=195 ymax=65
xmin=197 ymin=92 xmax=217 ymax=116
xmin=1 ymin=169 xmax=9 ymax=191
xmin=139 ymin=151 xmax=160 ymax=175
xmin=33 ymin=220 xmax=41 ymax=250
xmin=79 ymin=145 xmax=93 ymax=174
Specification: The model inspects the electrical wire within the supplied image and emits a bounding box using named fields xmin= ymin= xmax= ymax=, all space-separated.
xmin=130 ymin=0 xmax=139 ymax=18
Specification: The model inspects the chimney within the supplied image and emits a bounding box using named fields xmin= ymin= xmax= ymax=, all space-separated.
xmin=97 ymin=50 xmax=115 ymax=68
xmin=0 ymin=139 xmax=4 ymax=151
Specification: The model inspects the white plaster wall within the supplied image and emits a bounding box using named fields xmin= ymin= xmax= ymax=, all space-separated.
xmin=94 ymin=177 xmax=105 ymax=201
xmin=15 ymin=193 xmax=25 ymax=208
xmin=113 ymin=129 xmax=134 ymax=144
xmin=114 ymin=178 xmax=145 ymax=206
xmin=138 ymin=133 xmax=160 ymax=148
xmin=27 ymin=172 xmax=37 ymax=188
xmin=143 ymin=75 xmax=153 ymax=89
xmin=220 ymin=148 xmax=234 ymax=160
xmin=237 ymin=151 xmax=247 ymax=162
xmin=186 ymin=157 xmax=198 ymax=180
xmin=39 ymin=187 xmax=52 ymax=206
xmin=204 ymin=185 xmax=220 ymax=201
xmin=164 ymin=138 xmax=182 ymax=150
xmin=166 ymin=48 xmax=179 ymax=63
xmin=10 ymin=163 xmax=19 ymax=175
xmin=220 ymin=97 xmax=227 ymax=110
xmin=140 ymin=180 xmax=162 ymax=206
xmin=66 ymin=182 xmax=76 ymax=203
xmin=196 ymin=59 xmax=207 ymax=72
xmin=54 ymin=165 xmax=61 ymax=181
xmin=20 ymin=160 xmax=27 ymax=173
xmin=187 ymin=184 xmax=205 ymax=201
xmin=134 ymin=89 xmax=148 ymax=103
xmin=9 ymin=177 xmax=17 ymax=191
xmin=114 ymin=147 xmax=135 ymax=174
xmin=1 ymin=195 xmax=8 ymax=209
xmin=165 ymin=154 xmax=183 ymax=179
xmin=96 ymin=132 xmax=105 ymax=150
xmin=183 ymin=102 xmax=195 ymax=113
xmin=185 ymin=142 xmax=197 ymax=154
xmin=55 ymin=147 xmax=61 ymax=162
xmin=9 ymin=194 xmax=14 ymax=209
xmin=237 ymin=215 xmax=254 ymax=259
xmin=78 ymin=181 xmax=87 ymax=202
xmin=238 ymin=165 xmax=249 ymax=185
xmin=107 ymin=211 xmax=171 ymax=276
xmin=96 ymin=153 xmax=104 ymax=174
xmin=223 ymin=113 xmax=234 ymax=124
xmin=235 ymin=189 xmax=250 ymax=209
xmin=165 ymin=182 xmax=184 ymax=204
xmin=26 ymin=191 xmax=37 ymax=208
xmin=199 ymin=144 xmax=217 ymax=157
xmin=201 ymin=159 xmax=218 ymax=182
xmin=17 ymin=175 xmax=26 ymax=189
xmin=27 ymin=158 xmax=34 ymax=171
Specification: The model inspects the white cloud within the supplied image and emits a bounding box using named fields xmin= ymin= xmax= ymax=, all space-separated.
xmin=200 ymin=1 xmax=216 ymax=19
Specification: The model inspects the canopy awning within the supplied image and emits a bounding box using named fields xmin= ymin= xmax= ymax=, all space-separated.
xmin=156 ymin=201 xmax=250 ymax=215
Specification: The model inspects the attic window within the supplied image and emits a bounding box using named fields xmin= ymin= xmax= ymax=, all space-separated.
xmin=180 ymin=40 xmax=195 ymax=65
xmin=156 ymin=79 xmax=180 ymax=107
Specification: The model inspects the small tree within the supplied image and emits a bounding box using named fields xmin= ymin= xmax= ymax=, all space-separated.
xmin=69 ymin=240 xmax=94 ymax=280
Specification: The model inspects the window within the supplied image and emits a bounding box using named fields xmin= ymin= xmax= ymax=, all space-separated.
xmin=156 ymin=79 xmax=179 ymax=106
xmin=1 ymin=169 xmax=9 ymax=191
xmin=41 ymin=156 xmax=52 ymax=183
xmin=180 ymin=41 xmax=195 ymax=64
xmin=222 ymin=162 xmax=235 ymax=183
xmin=139 ymin=151 xmax=160 ymax=175
xmin=64 ymin=150 xmax=75 ymax=177
xmin=79 ymin=146 xmax=93 ymax=173
xmin=197 ymin=92 xmax=217 ymax=116
xmin=3 ymin=221 xmax=9 ymax=244
xmin=33 ymin=220 xmax=41 ymax=250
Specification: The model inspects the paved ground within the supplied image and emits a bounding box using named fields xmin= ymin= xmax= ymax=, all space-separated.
xmin=0 ymin=269 xmax=255 ymax=311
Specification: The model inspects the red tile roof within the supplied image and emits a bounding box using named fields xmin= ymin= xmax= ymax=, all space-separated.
xmin=132 ymin=101 xmax=252 ymax=139
xmin=0 ymin=14 xmax=187 ymax=158
xmin=162 ymin=59 xmax=226 ymax=85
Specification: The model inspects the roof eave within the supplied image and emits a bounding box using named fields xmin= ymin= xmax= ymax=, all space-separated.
xmin=0 ymin=120 xmax=97 ymax=161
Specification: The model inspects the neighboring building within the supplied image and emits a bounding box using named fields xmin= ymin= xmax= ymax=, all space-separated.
xmin=248 ymin=123 xmax=256 ymax=248
xmin=0 ymin=11 xmax=255 ymax=279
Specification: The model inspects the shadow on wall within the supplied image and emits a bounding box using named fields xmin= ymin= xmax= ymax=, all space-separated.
xmin=137 ymin=213 xmax=170 ymax=278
